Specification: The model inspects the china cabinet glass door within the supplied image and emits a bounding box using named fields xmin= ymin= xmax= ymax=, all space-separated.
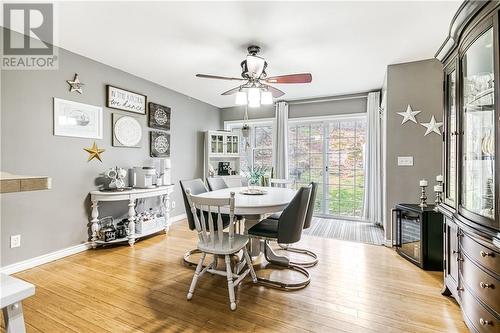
xmin=460 ymin=27 xmax=495 ymax=221
xmin=210 ymin=134 xmax=225 ymax=154
xmin=445 ymin=68 xmax=457 ymax=207
xmin=226 ymin=136 xmax=233 ymax=154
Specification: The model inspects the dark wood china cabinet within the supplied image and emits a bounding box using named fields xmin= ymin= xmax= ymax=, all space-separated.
xmin=436 ymin=1 xmax=500 ymax=332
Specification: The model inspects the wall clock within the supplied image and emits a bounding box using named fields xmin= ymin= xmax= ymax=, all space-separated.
xmin=113 ymin=114 xmax=142 ymax=147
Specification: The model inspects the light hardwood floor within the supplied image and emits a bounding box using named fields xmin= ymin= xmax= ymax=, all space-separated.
xmin=2 ymin=220 xmax=468 ymax=333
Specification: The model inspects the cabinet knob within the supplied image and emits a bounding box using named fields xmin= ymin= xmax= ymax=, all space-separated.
xmin=480 ymin=251 xmax=494 ymax=258
xmin=480 ymin=282 xmax=494 ymax=289
xmin=479 ymin=318 xmax=492 ymax=326
xmin=452 ymin=250 xmax=459 ymax=255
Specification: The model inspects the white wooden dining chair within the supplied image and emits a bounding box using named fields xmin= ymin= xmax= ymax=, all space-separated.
xmin=269 ymin=178 xmax=295 ymax=189
xmin=185 ymin=190 xmax=257 ymax=310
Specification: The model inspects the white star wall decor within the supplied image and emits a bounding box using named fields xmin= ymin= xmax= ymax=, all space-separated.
xmin=397 ymin=104 xmax=421 ymax=124
xmin=67 ymin=73 xmax=84 ymax=94
xmin=421 ymin=115 xmax=443 ymax=136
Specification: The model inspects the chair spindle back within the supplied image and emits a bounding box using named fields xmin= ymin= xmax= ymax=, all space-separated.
xmin=269 ymin=178 xmax=295 ymax=189
xmin=186 ymin=190 xmax=235 ymax=249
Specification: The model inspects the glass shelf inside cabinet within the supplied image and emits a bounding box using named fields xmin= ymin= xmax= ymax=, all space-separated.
xmin=461 ymin=28 xmax=495 ymax=220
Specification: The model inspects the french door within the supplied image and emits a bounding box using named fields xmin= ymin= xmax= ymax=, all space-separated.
xmin=288 ymin=115 xmax=366 ymax=219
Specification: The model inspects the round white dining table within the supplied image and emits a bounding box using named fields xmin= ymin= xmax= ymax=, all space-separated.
xmin=196 ymin=186 xmax=296 ymax=257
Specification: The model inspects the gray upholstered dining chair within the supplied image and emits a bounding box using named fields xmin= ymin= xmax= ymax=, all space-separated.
xmin=206 ymin=177 xmax=228 ymax=191
xmin=180 ymin=179 xmax=231 ymax=267
xmin=185 ymin=190 xmax=256 ymax=310
xmin=269 ymin=182 xmax=318 ymax=267
xmin=247 ymin=184 xmax=312 ymax=290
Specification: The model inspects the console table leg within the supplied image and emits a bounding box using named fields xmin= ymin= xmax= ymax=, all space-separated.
xmin=90 ymin=200 xmax=99 ymax=249
xmin=3 ymin=302 xmax=26 ymax=333
xmin=164 ymin=193 xmax=171 ymax=234
xmin=128 ymin=198 xmax=136 ymax=246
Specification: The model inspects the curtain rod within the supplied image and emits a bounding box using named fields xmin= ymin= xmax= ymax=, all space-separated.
xmin=286 ymin=94 xmax=369 ymax=105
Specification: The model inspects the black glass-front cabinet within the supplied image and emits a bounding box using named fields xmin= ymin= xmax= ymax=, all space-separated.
xmin=437 ymin=2 xmax=499 ymax=332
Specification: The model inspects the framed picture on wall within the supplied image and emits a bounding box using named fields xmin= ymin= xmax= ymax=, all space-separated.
xmin=112 ymin=113 xmax=143 ymax=148
xmin=53 ymin=98 xmax=103 ymax=139
xmin=148 ymin=102 xmax=171 ymax=130
xmin=106 ymin=85 xmax=147 ymax=114
xmin=150 ymin=131 xmax=170 ymax=157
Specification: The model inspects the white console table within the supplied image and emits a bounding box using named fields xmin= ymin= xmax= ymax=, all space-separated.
xmin=89 ymin=185 xmax=174 ymax=248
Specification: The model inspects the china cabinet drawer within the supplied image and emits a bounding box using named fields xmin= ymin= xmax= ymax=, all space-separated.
xmin=462 ymin=253 xmax=500 ymax=314
xmin=461 ymin=288 xmax=500 ymax=333
xmin=461 ymin=233 xmax=499 ymax=275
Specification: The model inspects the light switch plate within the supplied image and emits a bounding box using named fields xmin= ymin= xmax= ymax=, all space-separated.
xmin=398 ymin=156 xmax=414 ymax=166
xmin=10 ymin=235 xmax=21 ymax=248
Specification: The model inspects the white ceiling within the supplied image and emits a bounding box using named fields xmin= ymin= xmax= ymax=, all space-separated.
xmin=54 ymin=1 xmax=462 ymax=108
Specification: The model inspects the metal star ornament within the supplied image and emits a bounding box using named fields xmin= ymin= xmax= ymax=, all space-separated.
xmin=67 ymin=73 xmax=84 ymax=94
xmin=421 ymin=115 xmax=443 ymax=136
xmin=84 ymin=142 xmax=105 ymax=162
xmin=397 ymin=104 xmax=421 ymax=124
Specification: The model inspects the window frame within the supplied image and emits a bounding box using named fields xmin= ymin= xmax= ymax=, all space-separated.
xmin=224 ymin=118 xmax=275 ymax=173
xmin=288 ymin=113 xmax=367 ymax=219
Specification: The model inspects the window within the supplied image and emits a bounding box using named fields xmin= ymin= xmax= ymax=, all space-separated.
xmin=288 ymin=116 xmax=366 ymax=218
xmin=226 ymin=121 xmax=274 ymax=173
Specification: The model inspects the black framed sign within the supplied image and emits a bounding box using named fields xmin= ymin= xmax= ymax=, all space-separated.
xmin=148 ymin=102 xmax=171 ymax=131
xmin=106 ymin=85 xmax=147 ymax=114
xmin=150 ymin=131 xmax=170 ymax=157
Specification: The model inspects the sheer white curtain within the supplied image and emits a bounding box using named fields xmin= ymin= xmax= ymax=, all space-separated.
xmin=273 ymin=101 xmax=289 ymax=178
xmin=363 ymin=92 xmax=383 ymax=224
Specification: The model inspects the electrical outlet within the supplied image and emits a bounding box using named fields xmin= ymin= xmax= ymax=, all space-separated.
xmin=171 ymin=201 xmax=176 ymax=209
xmin=398 ymin=156 xmax=414 ymax=166
xmin=10 ymin=235 xmax=21 ymax=248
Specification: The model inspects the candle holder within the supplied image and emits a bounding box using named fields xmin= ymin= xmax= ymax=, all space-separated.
xmin=434 ymin=180 xmax=443 ymax=211
xmin=419 ymin=185 xmax=428 ymax=209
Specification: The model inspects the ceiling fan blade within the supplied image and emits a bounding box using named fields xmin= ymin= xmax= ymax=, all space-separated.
xmin=264 ymin=85 xmax=285 ymax=98
xmin=196 ymin=74 xmax=244 ymax=81
xmin=265 ymin=73 xmax=312 ymax=84
xmin=221 ymin=86 xmax=242 ymax=96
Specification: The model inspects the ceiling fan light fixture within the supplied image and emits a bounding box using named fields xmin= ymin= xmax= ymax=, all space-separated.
xmin=248 ymin=87 xmax=260 ymax=103
xmin=261 ymin=90 xmax=273 ymax=105
xmin=235 ymin=90 xmax=247 ymax=105
xmin=248 ymin=98 xmax=261 ymax=108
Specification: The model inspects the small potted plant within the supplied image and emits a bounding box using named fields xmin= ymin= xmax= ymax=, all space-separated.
xmin=246 ymin=165 xmax=268 ymax=189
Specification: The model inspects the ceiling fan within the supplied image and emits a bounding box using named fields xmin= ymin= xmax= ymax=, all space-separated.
xmin=195 ymin=45 xmax=312 ymax=106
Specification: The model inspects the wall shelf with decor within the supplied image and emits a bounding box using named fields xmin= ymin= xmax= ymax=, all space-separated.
xmin=436 ymin=1 xmax=499 ymax=332
xmin=203 ymin=130 xmax=243 ymax=187
xmin=89 ymin=185 xmax=174 ymax=248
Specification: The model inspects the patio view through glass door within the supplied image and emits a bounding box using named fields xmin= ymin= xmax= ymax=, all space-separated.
xmin=288 ymin=116 xmax=366 ymax=219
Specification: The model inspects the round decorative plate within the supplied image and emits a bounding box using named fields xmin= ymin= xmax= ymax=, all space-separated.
xmin=114 ymin=116 xmax=142 ymax=147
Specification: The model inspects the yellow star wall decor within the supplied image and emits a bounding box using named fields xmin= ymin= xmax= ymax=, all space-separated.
xmin=84 ymin=142 xmax=105 ymax=162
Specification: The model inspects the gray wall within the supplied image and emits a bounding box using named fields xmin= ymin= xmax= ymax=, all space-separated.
xmin=220 ymin=93 xmax=368 ymax=125
xmin=1 ymin=44 xmax=220 ymax=267
xmin=384 ymin=59 xmax=443 ymax=240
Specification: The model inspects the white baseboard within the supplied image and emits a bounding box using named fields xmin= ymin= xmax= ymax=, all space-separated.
xmin=170 ymin=213 xmax=186 ymax=223
xmin=0 ymin=213 xmax=188 ymax=275
xmin=0 ymin=242 xmax=92 ymax=275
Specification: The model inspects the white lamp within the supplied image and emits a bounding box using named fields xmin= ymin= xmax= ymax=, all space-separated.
xmin=235 ymin=90 xmax=247 ymax=105
xmin=248 ymin=87 xmax=261 ymax=108
xmin=261 ymin=90 xmax=273 ymax=105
